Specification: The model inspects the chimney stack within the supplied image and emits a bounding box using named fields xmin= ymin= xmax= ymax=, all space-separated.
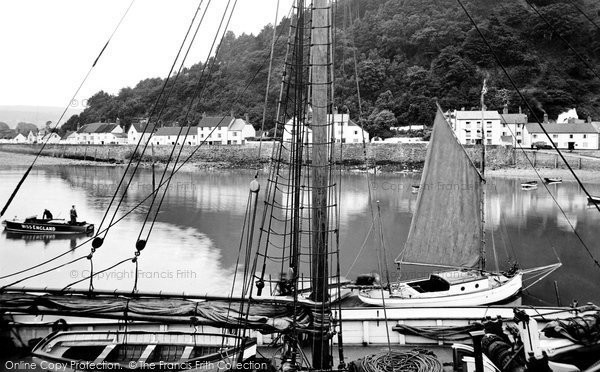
xmin=230 ymin=109 xmax=235 ymax=118
xmin=543 ymin=113 xmax=549 ymax=124
xmin=588 ymin=115 xmax=592 ymax=123
xmin=503 ymin=104 xmax=508 ymax=115
xmin=245 ymin=113 xmax=249 ymax=123
xmin=519 ymin=106 xmax=522 ymax=114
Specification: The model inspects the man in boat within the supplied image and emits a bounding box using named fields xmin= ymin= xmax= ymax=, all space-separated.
xmin=70 ymin=205 xmax=77 ymax=224
xmin=42 ymin=209 xmax=53 ymax=220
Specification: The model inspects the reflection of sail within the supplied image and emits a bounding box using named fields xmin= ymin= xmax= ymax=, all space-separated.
xmin=397 ymin=109 xmax=483 ymax=268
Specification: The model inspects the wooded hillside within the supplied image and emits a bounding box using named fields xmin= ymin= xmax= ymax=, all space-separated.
xmin=62 ymin=0 xmax=600 ymax=138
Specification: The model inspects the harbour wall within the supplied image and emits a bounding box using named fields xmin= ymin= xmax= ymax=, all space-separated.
xmin=1 ymin=143 xmax=599 ymax=171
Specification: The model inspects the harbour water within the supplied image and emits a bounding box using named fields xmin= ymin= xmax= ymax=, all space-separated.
xmin=1 ymin=164 xmax=600 ymax=306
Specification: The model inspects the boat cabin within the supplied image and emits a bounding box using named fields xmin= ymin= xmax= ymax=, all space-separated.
xmin=407 ymin=271 xmax=489 ymax=294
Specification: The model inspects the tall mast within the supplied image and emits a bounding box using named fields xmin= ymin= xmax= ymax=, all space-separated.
xmin=310 ymin=0 xmax=331 ymax=368
xmin=480 ymin=79 xmax=487 ymax=272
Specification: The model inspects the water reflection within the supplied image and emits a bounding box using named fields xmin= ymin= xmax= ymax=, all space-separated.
xmin=0 ymin=165 xmax=599 ymax=305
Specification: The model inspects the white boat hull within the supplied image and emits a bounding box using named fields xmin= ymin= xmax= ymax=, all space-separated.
xmin=358 ymin=273 xmax=522 ymax=307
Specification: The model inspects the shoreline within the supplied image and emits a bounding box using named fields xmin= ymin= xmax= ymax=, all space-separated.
xmin=2 ymin=150 xmax=600 ymax=184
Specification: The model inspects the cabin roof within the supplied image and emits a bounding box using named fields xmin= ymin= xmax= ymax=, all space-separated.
xmin=526 ymin=122 xmax=598 ymax=134
xmin=431 ymin=270 xmax=483 ymax=284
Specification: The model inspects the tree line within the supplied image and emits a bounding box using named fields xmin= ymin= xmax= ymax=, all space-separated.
xmin=60 ymin=0 xmax=600 ymax=139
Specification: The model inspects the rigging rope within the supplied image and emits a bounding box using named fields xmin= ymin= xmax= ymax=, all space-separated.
xmin=0 ymin=2 xmax=293 ymax=284
xmin=95 ymin=0 xmax=209 ymax=242
xmin=350 ymin=350 xmax=443 ymax=372
xmin=456 ymin=0 xmax=600 ymax=270
xmin=0 ymin=0 xmax=136 ymax=218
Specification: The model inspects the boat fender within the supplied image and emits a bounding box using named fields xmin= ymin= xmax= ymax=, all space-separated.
xmin=51 ymin=319 xmax=68 ymax=333
xmin=91 ymin=237 xmax=103 ymax=249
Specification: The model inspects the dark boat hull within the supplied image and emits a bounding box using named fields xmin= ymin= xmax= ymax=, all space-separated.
xmin=3 ymin=219 xmax=94 ymax=234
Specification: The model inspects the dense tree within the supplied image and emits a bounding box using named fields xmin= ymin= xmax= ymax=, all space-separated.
xmin=64 ymin=0 xmax=600 ymax=139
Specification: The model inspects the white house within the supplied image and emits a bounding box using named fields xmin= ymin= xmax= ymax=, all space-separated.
xmin=523 ymin=122 xmax=599 ymax=150
xmin=77 ymin=123 xmax=125 ymax=145
xmin=127 ymin=122 xmax=154 ymax=145
xmin=39 ymin=132 xmax=61 ymax=144
xmin=196 ymin=116 xmax=235 ymax=145
xmin=153 ymin=126 xmax=200 ymax=146
xmin=282 ymin=113 xmax=369 ymax=144
xmin=0 ymin=131 xmax=27 ymax=143
xmin=60 ymin=131 xmax=78 ymax=144
xmin=498 ymin=106 xmax=528 ymax=146
xmin=448 ymin=109 xmax=502 ymax=145
xmin=26 ymin=131 xmax=37 ymax=143
xmin=227 ymin=118 xmax=256 ymax=144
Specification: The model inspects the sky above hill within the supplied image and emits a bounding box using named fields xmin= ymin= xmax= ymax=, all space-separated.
xmin=0 ymin=0 xmax=293 ymax=109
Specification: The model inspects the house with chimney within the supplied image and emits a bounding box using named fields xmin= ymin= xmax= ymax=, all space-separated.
xmin=498 ymin=105 xmax=528 ymax=146
xmin=152 ymin=126 xmax=201 ymax=146
xmin=448 ymin=109 xmax=502 ymax=145
xmin=60 ymin=131 xmax=78 ymax=144
xmin=0 ymin=131 xmax=27 ymax=143
xmin=523 ymin=114 xmax=600 ymax=150
xmin=76 ymin=122 xmax=126 ymax=145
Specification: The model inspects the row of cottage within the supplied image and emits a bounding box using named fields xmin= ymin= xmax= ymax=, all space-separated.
xmin=448 ymin=106 xmax=600 ymax=150
xmin=0 ymin=114 xmax=370 ymax=146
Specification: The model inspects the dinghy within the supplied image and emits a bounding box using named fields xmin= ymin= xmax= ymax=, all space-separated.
xmin=31 ymin=331 xmax=257 ymax=372
xmin=544 ymin=177 xmax=562 ymax=184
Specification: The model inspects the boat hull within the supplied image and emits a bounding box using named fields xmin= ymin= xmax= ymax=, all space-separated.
xmin=31 ymin=331 xmax=257 ymax=372
xmin=358 ymin=273 xmax=522 ymax=307
xmin=3 ymin=219 xmax=94 ymax=234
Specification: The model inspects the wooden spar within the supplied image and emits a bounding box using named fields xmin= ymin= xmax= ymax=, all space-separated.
xmin=311 ymin=0 xmax=331 ymax=369
xmin=479 ymin=79 xmax=487 ymax=272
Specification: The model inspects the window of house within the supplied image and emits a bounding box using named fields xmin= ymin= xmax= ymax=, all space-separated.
xmin=569 ymin=134 xmax=574 ymax=139
xmin=516 ymin=132 xmax=521 ymax=136
xmin=517 ymin=139 xmax=522 ymax=144
xmin=584 ymin=134 xmax=587 ymax=139
xmin=218 ymin=134 xmax=221 ymax=138
xmin=234 ymin=132 xmax=238 ymax=137
xmin=354 ymin=130 xmax=358 ymax=135
xmin=487 ymin=139 xmax=492 ymax=144
xmin=553 ymin=134 xmax=558 ymax=138
xmin=533 ymin=134 xmax=537 ymax=138
xmin=466 ymin=121 xmax=471 ymax=124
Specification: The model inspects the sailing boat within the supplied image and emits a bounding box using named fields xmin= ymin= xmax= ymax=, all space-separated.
xmin=358 ymin=106 xmax=554 ymax=307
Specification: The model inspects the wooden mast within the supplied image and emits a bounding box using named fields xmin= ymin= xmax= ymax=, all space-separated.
xmin=310 ymin=0 xmax=331 ymax=368
xmin=480 ymin=79 xmax=487 ymax=272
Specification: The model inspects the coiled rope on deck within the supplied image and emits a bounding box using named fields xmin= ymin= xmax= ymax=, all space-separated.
xmin=351 ymin=350 xmax=443 ymax=372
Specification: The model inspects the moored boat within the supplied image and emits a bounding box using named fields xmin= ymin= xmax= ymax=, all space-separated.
xmin=31 ymin=331 xmax=257 ymax=372
xmin=588 ymin=195 xmax=600 ymax=204
xmin=358 ymin=107 xmax=559 ymax=307
xmin=544 ymin=177 xmax=562 ymax=184
xmin=3 ymin=217 xmax=94 ymax=234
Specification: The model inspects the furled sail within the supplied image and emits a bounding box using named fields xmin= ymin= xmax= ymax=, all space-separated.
xmin=396 ymin=106 xmax=484 ymax=268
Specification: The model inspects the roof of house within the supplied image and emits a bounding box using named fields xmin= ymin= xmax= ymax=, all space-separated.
xmin=229 ymin=118 xmax=250 ymax=131
xmin=198 ymin=116 xmax=235 ymax=128
xmin=78 ymin=123 xmax=120 ymax=134
xmin=130 ymin=122 xmax=154 ymax=133
xmin=114 ymin=133 xmax=128 ymax=138
xmin=61 ymin=131 xmax=76 ymax=140
xmin=500 ymin=113 xmax=527 ymax=124
xmin=154 ymin=126 xmax=198 ymax=136
xmin=454 ymin=110 xmax=502 ymax=120
xmin=526 ymin=122 xmax=599 ymax=134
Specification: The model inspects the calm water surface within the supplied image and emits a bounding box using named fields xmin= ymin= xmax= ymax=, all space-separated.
xmin=1 ymin=164 xmax=600 ymax=306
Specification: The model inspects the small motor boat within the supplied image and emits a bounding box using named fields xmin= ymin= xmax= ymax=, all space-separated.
xmin=544 ymin=177 xmax=562 ymax=184
xmin=3 ymin=216 xmax=94 ymax=234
